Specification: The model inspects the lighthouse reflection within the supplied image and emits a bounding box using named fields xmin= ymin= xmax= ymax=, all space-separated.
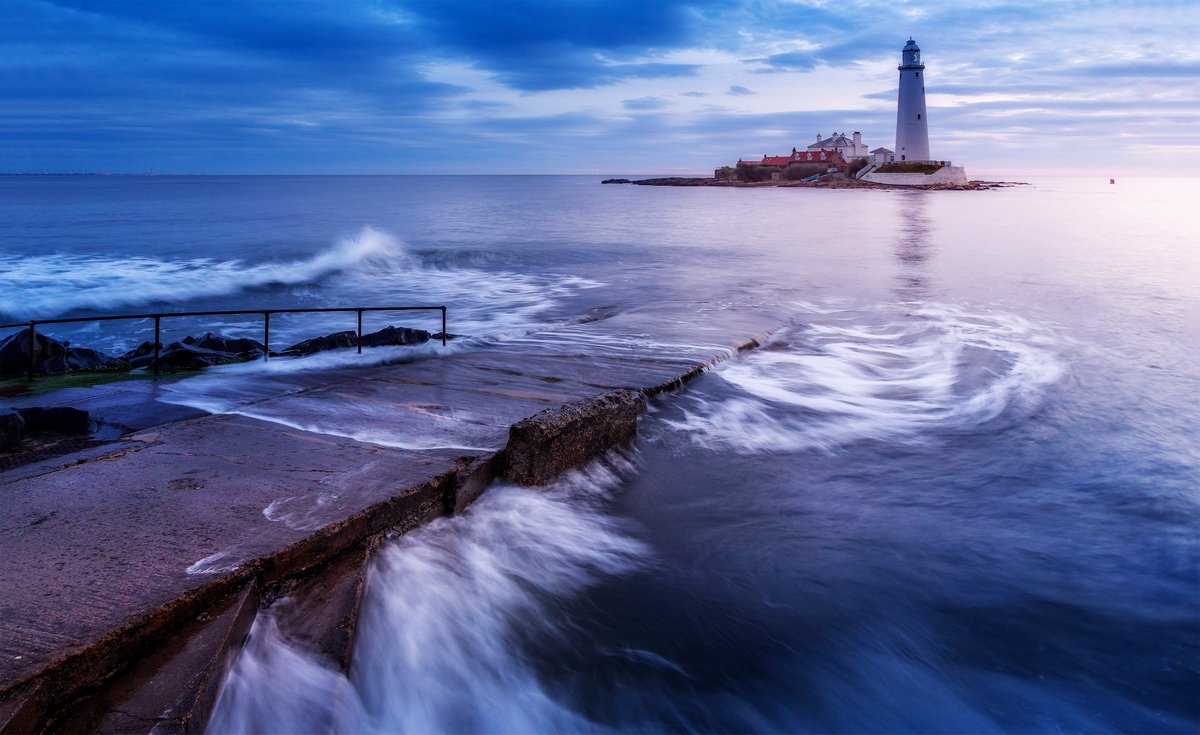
xmin=893 ymin=191 xmax=934 ymax=303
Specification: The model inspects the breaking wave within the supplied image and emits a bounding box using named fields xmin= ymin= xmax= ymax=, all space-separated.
xmin=661 ymin=303 xmax=1065 ymax=453
xmin=208 ymin=452 xmax=646 ymax=734
xmin=0 ymin=226 xmax=403 ymax=320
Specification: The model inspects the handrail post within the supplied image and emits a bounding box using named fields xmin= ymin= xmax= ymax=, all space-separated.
xmin=27 ymin=321 xmax=35 ymax=381
xmin=441 ymin=307 xmax=447 ymax=346
xmin=357 ymin=309 xmax=363 ymax=354
xmin=153 ymin=316 xmax=161 ymax=375
xmin=263 ymin=312 xmax=270 ymax=361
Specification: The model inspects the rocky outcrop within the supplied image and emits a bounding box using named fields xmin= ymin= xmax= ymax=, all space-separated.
xmin=119 ymin=333 xmax=267 ymax=370
xmin=632 ymin=177 xmax=731 ymax=186
xmin=628 ymin=172 xmax=1010 ymax=190
xmin=280 ymin=330 xmax=359 ymax=357
xmin=359 ymin=326 xmax=431 ymax=349
xmin=282 ymin=326 xmax=431 ymax=357
xmin=182 ymin=333 xmax=266 ymax=359
xmin=0 ymin=324 xmax=436 ymax=380
xmin=0 ymin=329 xmax=119 ymax=377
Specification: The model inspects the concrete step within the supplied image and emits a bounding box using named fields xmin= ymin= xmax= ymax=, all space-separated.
xmin=44 ymin=583 xmax=258 ymax=734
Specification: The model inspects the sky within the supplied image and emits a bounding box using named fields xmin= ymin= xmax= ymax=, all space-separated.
xmin=3 ymin=0 xmax=1198 ymax=176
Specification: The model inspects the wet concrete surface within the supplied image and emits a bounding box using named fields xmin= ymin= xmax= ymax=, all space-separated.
xmin=0 ymin=316 xmax=777 ymax=727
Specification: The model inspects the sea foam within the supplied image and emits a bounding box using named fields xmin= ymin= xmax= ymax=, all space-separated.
xmin=0 ymin=226 xmax=401 ymax=320
xmin=661 ymin=302 xmax=1066 ymax=453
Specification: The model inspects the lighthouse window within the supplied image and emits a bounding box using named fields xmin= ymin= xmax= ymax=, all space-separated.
xmin=915 ymin=72 xmax=920 ymax=77
xmin=917 ymin=114 xmax=921 ymax=120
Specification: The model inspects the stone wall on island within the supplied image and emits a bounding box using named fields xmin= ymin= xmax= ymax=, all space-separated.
xmin=862 ymin=165 xmax=967 ymax=186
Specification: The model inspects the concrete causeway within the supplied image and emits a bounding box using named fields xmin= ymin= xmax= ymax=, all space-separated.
xmin=0 ymin=318 xmax=775 ymax=732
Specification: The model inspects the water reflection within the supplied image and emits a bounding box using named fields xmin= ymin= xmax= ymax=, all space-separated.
xmin=892 ymin=191 xmax=933 ymax=302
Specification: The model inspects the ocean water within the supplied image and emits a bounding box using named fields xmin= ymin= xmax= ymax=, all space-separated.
xmin=1 ymin=175 xmax=1197 ymax=732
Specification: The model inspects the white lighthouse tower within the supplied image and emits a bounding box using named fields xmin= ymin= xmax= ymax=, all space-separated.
xmin=895 ymin=37 xmax=930 ymax=162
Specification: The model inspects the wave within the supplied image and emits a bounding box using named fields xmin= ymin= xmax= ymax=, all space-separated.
xmin=661 ymin=303 xmax=1066 ymax=453
xmin=208 ymin=451 xmax=646 ymax=734
xmin=0 ymin=226 xmax=405 ymax=320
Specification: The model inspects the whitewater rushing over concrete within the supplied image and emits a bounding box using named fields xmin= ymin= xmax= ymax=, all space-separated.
xmin=208 ymin=455 xmax=645 ymax=734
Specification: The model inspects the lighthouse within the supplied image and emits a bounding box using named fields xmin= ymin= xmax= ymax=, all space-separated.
xmin=895 ymin=37 xmax=930 ymax=162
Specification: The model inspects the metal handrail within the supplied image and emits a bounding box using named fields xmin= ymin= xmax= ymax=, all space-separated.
xmin=0 ymin=305 xmax=448 ymax=380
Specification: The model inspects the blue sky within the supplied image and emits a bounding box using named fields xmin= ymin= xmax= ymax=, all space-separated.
xmin=3 ymin=0 xmax=1197 ymax=175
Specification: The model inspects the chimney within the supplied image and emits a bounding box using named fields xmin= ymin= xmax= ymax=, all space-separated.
xmin=853 ymin=131 xmax=862 ymax=145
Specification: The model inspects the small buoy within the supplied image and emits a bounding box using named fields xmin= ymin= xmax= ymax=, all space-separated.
xmin=1109 ymin=178 xmax=1115 ymax=184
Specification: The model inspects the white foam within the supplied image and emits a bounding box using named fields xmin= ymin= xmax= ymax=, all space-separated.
xmin=665 ymin=303 xmax=1065 ymax=453
xmin=185 ymin=549 xmax=241 ymax=576
xmin=0 ymin=226 xmax=402 ymax=319
xmin=208 ymin=452 xmax=648 ymax=734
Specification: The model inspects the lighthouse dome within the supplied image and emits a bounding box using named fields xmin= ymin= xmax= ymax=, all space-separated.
xmin=900 ymin=37 xmax=923 ymax=69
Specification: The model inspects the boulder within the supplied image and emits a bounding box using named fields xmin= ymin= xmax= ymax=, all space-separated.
xmin=16 ymin=406 xmax=91 ymax=435
xmin=360 ymin=326 xmax=431 ymax=348
xmin=281 ymin=326 xmax=433 ymax=357
xmin=121 ymin=334 xmax=265 ymax=370
xmin=0 ymin=408 xmax=24 ymax=451
xmin=281 ymin=330 xmax=359 ymax=357
xmin=0 ymin=328 xmax=119 ymax=377
xmin=182 ymin=333 xmax=265 ymax=359
xmin=119 ymin=341 xmax=160 ymax=362
xmin=131 ymin=342 xmax=245 ymax=370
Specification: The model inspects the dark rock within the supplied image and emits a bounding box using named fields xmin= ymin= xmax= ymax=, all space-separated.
xmin=0 ymin=329 xmax=116 ymax=377
xmin=359 ymin=326 xmax=431 ymax=348
xmin=122 ymin=334 xmax=264 ymax=370
xmin=139 ymin=343 xmax=245 ymax=370
xmin=281 ymin=330 xmax=359 ymax=357
xmin=0 ymin=408 xmax=24 ymax=451
xmin=282 ymin=326 xmax=431 ymax=356
xmin=601 ymin=178 xmax=631 ymax=184
xmin=182 ymin=333 xmax=265 ymax=359
xmin=119 ymin=341 xmax=160 ymax=363
xmin=502 ymin=389 xmax=644 ymax=486
xmin=17 ymin=407 xmax=91 ymax=435
xmin=631 ymin=177 xmax=717 ymax=186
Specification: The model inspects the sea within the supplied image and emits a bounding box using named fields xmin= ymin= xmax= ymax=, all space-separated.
xmin=1 ymin=175 xmax=1197 ymax=733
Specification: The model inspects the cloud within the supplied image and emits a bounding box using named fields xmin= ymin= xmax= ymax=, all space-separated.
xmin=402 ymin=0 xmax=714 ymax=90
xmin=623 ymin=97 xmax=670 ymax=111
xmin=746 ymin=50 xmax=821 ymax=73
xmin=1 ymin=0 xmax=1198 ymax=173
